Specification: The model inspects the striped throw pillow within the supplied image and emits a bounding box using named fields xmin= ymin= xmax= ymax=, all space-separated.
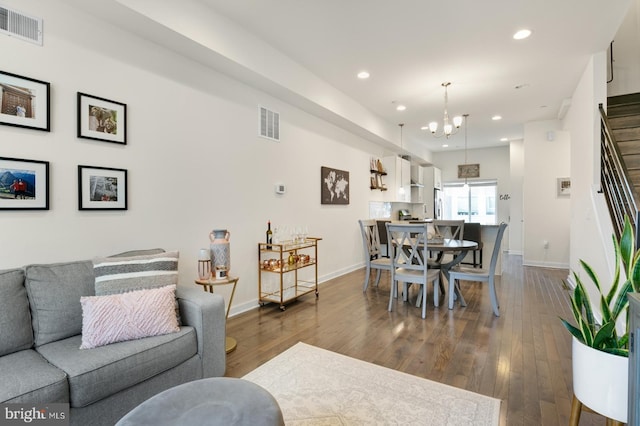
xmin=93 ymin=251 xmax=179 ymax=295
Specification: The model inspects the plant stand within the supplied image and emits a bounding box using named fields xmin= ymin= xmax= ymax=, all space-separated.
xmin=569 ymin=336 xmax=628 ymax=425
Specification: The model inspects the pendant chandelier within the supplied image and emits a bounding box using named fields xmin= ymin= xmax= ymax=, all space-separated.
xmin=429 ymin=82 xmax=462 ymax=138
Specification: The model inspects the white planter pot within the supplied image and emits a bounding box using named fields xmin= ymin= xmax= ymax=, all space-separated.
xmin=572 ymin=336 xmax=628 ymax=423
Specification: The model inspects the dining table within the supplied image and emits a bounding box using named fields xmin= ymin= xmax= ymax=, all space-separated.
xmin=424 ymin=238 xmax=478 ymax=307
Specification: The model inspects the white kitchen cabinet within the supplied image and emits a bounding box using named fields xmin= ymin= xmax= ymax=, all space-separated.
xmin=384 ymin=156 xmax=411 ymax=202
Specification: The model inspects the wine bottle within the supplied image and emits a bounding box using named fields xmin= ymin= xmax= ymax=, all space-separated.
xmin=266 ymin=221 xmax=273 ymax=249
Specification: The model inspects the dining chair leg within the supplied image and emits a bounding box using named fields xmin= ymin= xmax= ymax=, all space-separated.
xmin=489 ymin=277 xmax=500 ymax=317
xmin=448 ymin=277 xmax=456 ymax=309
xmin=374 ymin=269 xmax=382 ymax=287
xmin=388 ymin=279 xmax=396 ymax=312
xmin=363 ymin=264 xmax=371 ymax=292
xmin=402 ymin=282 xmax=409 ymax=302
xmin=421 ymin=283 xmax=427 ymax=319
xmin=433 ymin=276 xmax=440 ymax=307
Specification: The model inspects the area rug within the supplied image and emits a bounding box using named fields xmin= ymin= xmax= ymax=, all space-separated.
xmin=243 ymin=342 xmax=500 ymax=425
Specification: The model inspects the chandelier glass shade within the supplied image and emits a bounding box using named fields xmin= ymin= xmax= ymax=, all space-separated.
xmin=429 ymin=82 xmax=462 ymax=138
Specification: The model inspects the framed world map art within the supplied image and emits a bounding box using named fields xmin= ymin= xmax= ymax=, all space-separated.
xmin=321 ymin=166 xmax=349 ymax=205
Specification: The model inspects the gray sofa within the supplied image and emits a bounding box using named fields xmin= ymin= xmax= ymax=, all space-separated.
xmin=0 ymin=250 xmax=226 ymax=426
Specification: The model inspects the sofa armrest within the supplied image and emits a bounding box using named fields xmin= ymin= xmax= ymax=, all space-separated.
xmin=176 ymin=285 xmax=226 ymax=377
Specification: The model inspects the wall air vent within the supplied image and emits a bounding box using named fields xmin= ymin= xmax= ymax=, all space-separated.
xmin=0 ymin=5 xmax=43 ymax=46
xmin=259 ymin=106 xmax=280 ymax=141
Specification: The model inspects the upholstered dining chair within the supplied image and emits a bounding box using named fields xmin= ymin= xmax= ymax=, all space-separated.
xmin=386 ymin=222 xmax=440 ymax=319
xmin=448 ymin=222 xmax=508 ymax=316
xmin=462 ymin=222 xmax=483 ymax=268
xmin=358 ymin=219 xmax=392 ymax=291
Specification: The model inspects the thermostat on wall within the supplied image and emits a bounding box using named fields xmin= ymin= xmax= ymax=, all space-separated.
xmin=275 ymin=184 xmax=286 ymax=194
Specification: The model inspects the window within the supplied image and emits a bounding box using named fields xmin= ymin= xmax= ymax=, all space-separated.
xmin=442 ymin=180 xmax=497 ymax=224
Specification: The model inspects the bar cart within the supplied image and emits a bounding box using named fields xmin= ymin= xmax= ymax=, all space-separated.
xmin=258 ymin=237 xmax=321 ymax=310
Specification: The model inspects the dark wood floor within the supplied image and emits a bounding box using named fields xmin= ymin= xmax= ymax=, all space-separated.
xmin=225 ymin=254 xmax=605 ymax=425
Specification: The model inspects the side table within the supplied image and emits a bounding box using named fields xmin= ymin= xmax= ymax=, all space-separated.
xmin=194 ymin=276 xmax=239 ymax=353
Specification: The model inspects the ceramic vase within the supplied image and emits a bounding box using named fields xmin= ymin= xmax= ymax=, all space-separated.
xmin=209 ymin=229 xmax=231 ymax=275
xmin=572 ymin=336 xmax=628 ymax=423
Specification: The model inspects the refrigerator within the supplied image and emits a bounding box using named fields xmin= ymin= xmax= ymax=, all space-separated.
xmin=434 ymin=188 xmax=443 ymax=220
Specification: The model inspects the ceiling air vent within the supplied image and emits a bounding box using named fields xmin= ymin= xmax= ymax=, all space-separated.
xmin=259 ymin=106 xmax=280 ymax=141
xmin=0 ymin=5 xmax=43 ymax=46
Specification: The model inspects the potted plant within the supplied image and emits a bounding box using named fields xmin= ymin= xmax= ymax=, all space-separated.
xmin=560 ymin=215 xmax=639 ymax=423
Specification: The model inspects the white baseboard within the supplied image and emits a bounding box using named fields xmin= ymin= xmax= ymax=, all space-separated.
xmin=228 ymin=263 xmax=365 ymax=318
xmin=522 ymin=260 xmax=569 ymax=269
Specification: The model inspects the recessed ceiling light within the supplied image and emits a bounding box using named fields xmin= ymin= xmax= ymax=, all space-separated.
xmin=492 ymin=115 xmax=502 ymax=121
xmin=421 ymin=126 xmax=429 ymax=130
xmin=357 ymin=71 xmax=370 ymax=79
xmin=396 ymin=105 xmax=406 ymax=111
xmin=442 ymin=144 xmax=449 ymax=148
xmin=513 ymin=29 xmax=532 ymax=40
xmin=500 ymin=137 xmax=509 ymax=142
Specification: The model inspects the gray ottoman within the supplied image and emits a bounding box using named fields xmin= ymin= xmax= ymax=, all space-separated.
xmin=115 ymin=377 xmax=284 ymax=426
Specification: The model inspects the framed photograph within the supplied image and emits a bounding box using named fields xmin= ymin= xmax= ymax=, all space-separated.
xmin=0 ymin=157 xmax=49 ymax=210
xmin=77 ymin=92 xmax=127 ymax=144
xmin=321 ymin=166 xmax=349 ymax=205
xmin=557 ymin=177 xmax=571 ymax=197
xmin=78 ymin=165 xmax=127 ymax=210
xmin=0 ymin=71 xmax=50 ymax=131
xmin=458 ymin=163 xmax=480 ymax=179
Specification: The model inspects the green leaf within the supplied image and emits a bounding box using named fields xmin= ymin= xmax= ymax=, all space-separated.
xmin=593 ymin=321 xmax=616 ymax=348
xmin=631 ymin=252 xmax=640 ymax=293
xmin=606 ymin=233 xmax=622 ymax=305
xmin=611 ymin=280 xmax=632 ymax=320
xmin=620 ymin=215 xmax=635 ymax=276
xmin=574 ymin=276 xmax=595 ymax=327
xmin=559 ymin=318 xmax=586 ymax=343
xmin=603 ymin=347 xmax=629 ymax=357
xmin=580 ymin=259 xmax=601 ymax=293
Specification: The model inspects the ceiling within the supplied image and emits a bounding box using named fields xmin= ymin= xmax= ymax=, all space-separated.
xmin=63 ymin=0 xmax=633 ymax=155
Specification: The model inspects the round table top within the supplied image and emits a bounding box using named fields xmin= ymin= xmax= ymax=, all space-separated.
xmin=195 ymin=276 xmax=239 ymax=286
xmin=427 ymin=239 xmax=478 ymax=251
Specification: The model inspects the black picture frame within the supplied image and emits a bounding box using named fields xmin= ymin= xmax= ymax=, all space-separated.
xmin=0 ymin=156 xmax=49 ymax=210
xmin=0 ymin=70 xmax=50 ymax=132
xmin=77 ymin=92 xmax=127 ymax=144
xmin=78 ymin=165 xmax=128 ymax=210
xmin=321 ymin=166 xmax=349 ymax=205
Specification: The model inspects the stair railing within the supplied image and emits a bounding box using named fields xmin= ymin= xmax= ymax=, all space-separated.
xmin=599 ymin=103 xmax=640 ymax=248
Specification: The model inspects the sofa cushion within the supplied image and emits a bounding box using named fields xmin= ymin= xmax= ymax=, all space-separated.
xmin=36 ymin=326 xmax=197 ymax=408
xmin=25 ymin=260 xmax=95 ymax=347
xmin=80 ymin=285 xmax=179 ymax=349
xmin=0 ymin=349 xmax=68 ymax=404
xmin=0 ymin=268 xmax=33 ymax=357
xmin=93 ymin=251 xmax=179 ymax=295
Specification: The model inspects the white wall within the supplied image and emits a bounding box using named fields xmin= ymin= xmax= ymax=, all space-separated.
xmin=432 ymin=145 xmax=511 ymax=251
xmin=563 ymin=52 xmax=615 ymax=304
xmin=509 ymin=140 xmax=524 ymax=255
xmin=522 ymin=121 xmax=571 ymax=268
xmin=0 ymin=1 xmax=386 ymax=315
xmin=609 ymin=0 xmax=640 ymax=96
